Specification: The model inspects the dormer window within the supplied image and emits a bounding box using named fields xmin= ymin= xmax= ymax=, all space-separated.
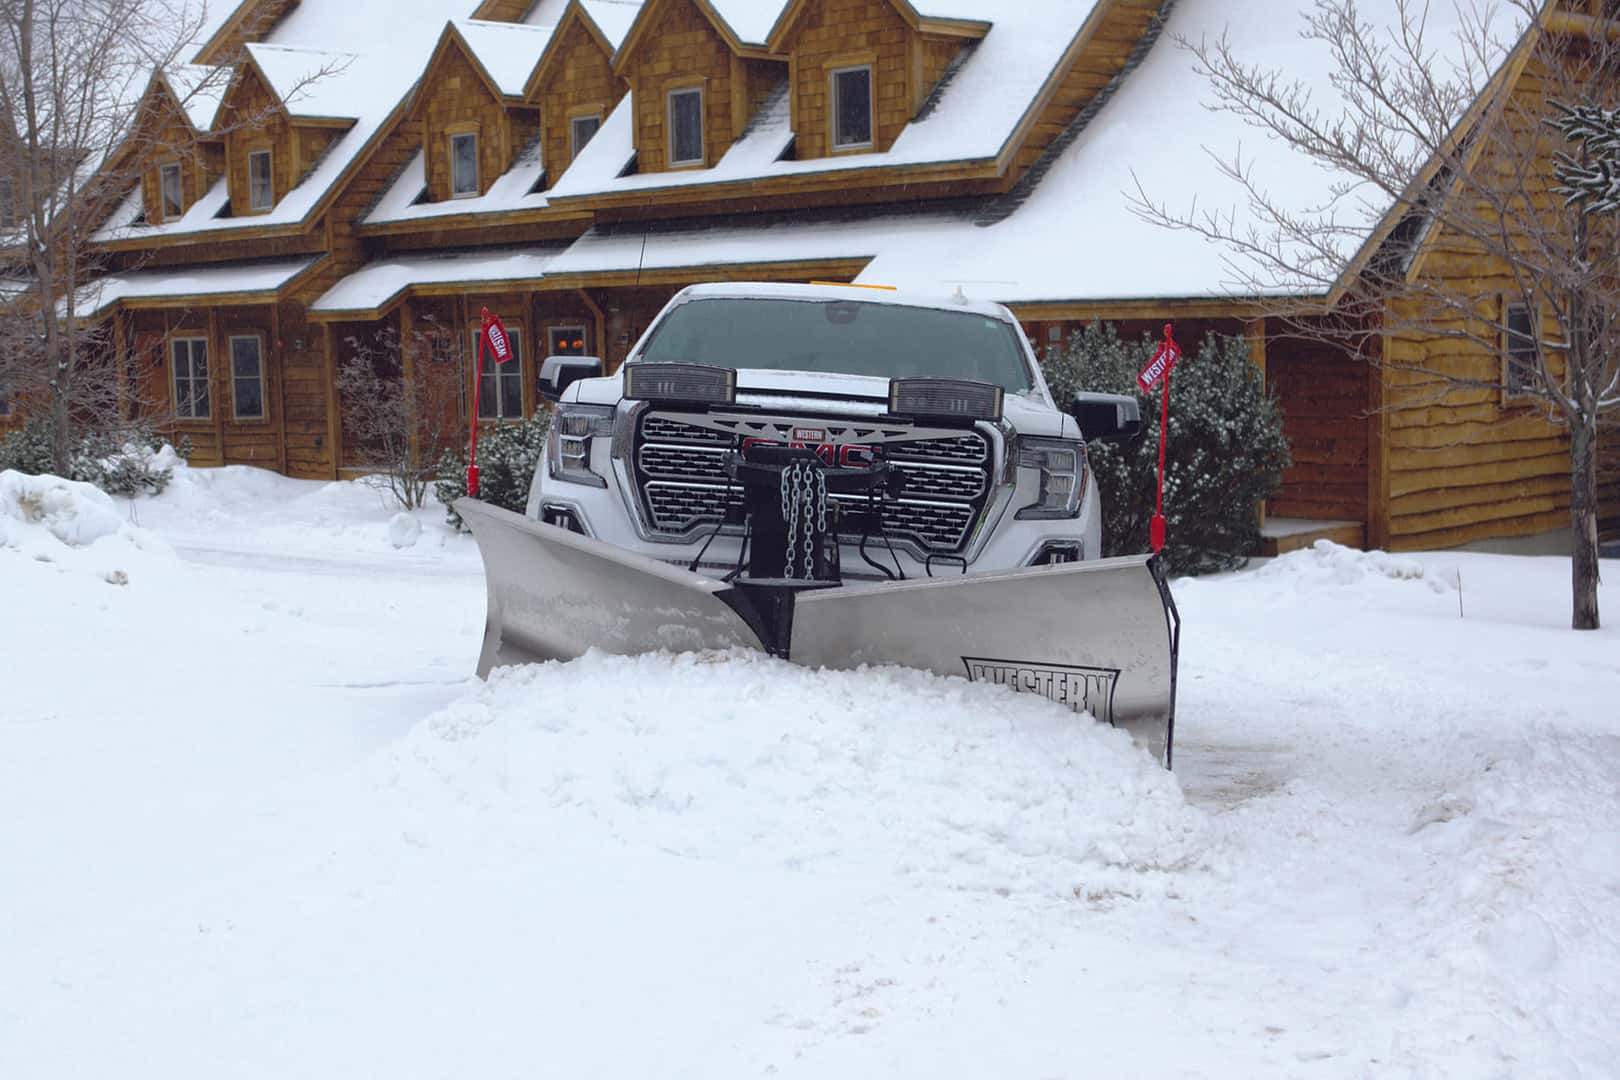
xmin=667 ymin=85 xmax=704 ymax=168
xmin=159 ymin=162 xmax=184 ymax=221
xmin=570 ymin=113 xmax=602 ymax=163
xmin=450 ymin=131 xmax=479 ymax=197
xmin=830 ymin=65 xmax=873 ymax=151
xmin=248 ymin=149 xmax=273 ymax=211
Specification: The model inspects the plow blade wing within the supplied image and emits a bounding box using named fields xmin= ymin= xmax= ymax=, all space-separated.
xmin=457 ymin=498 xmax=765 ymax=675
xmin=790 ymin=556 xmax=1179 ymax=766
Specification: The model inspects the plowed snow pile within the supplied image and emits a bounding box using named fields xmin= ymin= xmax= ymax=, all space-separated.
xmin=0 ymin=469 xmax=175 ymax=582
xmin=383 ymin=650 xmax=1209 ymax=899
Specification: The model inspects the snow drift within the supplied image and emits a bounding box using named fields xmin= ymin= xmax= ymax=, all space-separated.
xmin=0 ymin=469 xmax=174 ymax=582
xmin=377 ymin=650 xmax=1211 ymax=901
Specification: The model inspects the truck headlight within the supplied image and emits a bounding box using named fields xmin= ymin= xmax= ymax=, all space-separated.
xmin=546 ymin=404 xmax=614 ymax=488
xmin=1015 ymin=437 xmax=1085 ymax=520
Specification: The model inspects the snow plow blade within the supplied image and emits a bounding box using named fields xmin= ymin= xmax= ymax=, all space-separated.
xmin=458 ymin=497 xmax=1179 ymax=767
xmin=458 ymin=498 xmax=766 ymax=669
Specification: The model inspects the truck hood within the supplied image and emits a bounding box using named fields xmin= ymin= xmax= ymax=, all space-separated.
xmin=569 ymin=368 xmax=1073 ymax=438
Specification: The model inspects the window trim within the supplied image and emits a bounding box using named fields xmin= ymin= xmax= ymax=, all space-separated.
xmin=449 ymin=130 xmax=480 ymax=198
xmin=666 ymin=83 xmax=706 ymax=169
xmin=246 ymin=147 xmax=274 ymax=211
xmin=546 ymin=322 xmax=589 ymax=358
xmin=569 ymin=109 xmax=603 ymax=163
xmin=828 ymin=62 xmax=875 ymax=152
xmin=228 ymin=333 xmax=267 ymax=422
xmin=473 ymin=324 xmax=525 ymax=420
xmin=171 ymin=335 xmax=212 ymax=422
xmin=158 ymin=161 xmax=185 ymax=221
xmin=1500 ymin=297 xmax=1538 ymax=403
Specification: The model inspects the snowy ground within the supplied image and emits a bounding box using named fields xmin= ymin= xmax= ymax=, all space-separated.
xmin=3 ymin=464 xmax=1618 ymax=1078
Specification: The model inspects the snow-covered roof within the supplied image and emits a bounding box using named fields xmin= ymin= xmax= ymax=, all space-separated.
xmin=245 ymin=43 xmax=361 ymax=121
xmin=542 ymin=207 xmax=951 ymax=277
xmin=363 ymin=140 xmax=552 ymax=226
xmin=309 ymin=246 xmax=569 ymax=316
xmin=452 ymin=19 xmax=560 ymax=97
xmin=95 ymin=1 xmax=486 ymax=245
xmin=162 ymin=65 xmax=228 ymax=132
xmin=547 ymin=1 xmax=1105 ymax=200
xmin=855 ymin=0 xmax=1528 ymax=303
xmin=702 ymin=0 xmax=781 ymax=46
xmin=72 ymin=257 xmax=322 ymax=318
xmin=524 ymin=0 xmax=643 ymax=49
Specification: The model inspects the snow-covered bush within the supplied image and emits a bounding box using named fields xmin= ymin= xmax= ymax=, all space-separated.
xmin=434 ymin=411 xmax=552 ymax=530
xmin=0 ymin=418 xmax=191 ymax=497
xmin=1042 ymin=323 xmax=1290 ymax=575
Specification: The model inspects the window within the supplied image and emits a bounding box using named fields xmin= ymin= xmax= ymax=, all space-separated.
xmin=570 ymin=114 xmax=601 ymax=162
xmin=830 ymin=65 xmax=873 ymax=150
xmin=0 ymin=177 xmax=13 ymax=228
xmin=247 ymin=149 xmax=273 ymax=211
xmin=450 ymin=132 xmax=479 ymax=197
xmin=638 ymin=297 xmax=1035 ymax=393
xmin=230 ymin=335 xmax=265 ymax=420
xmin=1504 ymin=301 xmax=1536 ymax=397
xmin=667 ymin=86 xmax=704 ymax=167
xmin=172 ymin=337 xmax=210 ymax=419
xmin=476 ymin=325 xmax=523 ymax=419
xmin=0 ymin=383 xmax=11 ymax=416
xmin=159 ymin=162 xmax=184 ymax=221
xmin=548 ymin=324 xmax=588 ymax=356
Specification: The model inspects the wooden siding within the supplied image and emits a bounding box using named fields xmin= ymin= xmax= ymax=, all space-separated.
xmin=532 ymin=15 xmax=626 ymax=181
xmin=472 ymin=0 xmax=532 ymax=21
xmin=1266 ymin=327 xmax=1371 ymax=524
xmin=781 ymin=0 xmax=916 ymax=158
xmin=222 ymin=64 xmax=294 ymax=218
xmin=1383 ymin=294 xmax=1572 ymax=550
xmin=623 ymin=0 xmax=766 ymax=173
xmin=414 ymin=44 xmax=512 ymax=202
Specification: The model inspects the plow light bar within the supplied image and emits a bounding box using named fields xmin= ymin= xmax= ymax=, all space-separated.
xmin=887 ymin=378 xmax=1003 ymax=424
xmin=622 ymin=362 xmax=737 ymax=405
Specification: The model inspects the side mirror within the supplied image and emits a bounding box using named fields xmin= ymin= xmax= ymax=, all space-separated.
xmin=1070 ymin=392 xmax=1143 ymax=443
xmin=540 ymin=355 xmax=604 ymax=402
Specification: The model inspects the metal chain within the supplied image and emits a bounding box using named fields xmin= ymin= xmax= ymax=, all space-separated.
xmin=783 ymin=461 xmax=800 ymax=579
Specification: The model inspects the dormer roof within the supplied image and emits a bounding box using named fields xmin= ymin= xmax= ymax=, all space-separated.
xmin=241 ymin=43 xmax=361 ymax=122
xmin=523 ymin=0 xmax=635 ymax=97
xmin=448 ymin=18 xmax=561 ymax=99
xmin=612 ymin=0 xmax=780 ymax=71
xmin=764 ymin=0 xmax=987 ymax=51
xmin=160 ymin=65 xmax=229 ymax=133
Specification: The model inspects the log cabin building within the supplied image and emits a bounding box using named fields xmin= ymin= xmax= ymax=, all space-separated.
xmin=6 ymin=0 xmax=1618 ymax=553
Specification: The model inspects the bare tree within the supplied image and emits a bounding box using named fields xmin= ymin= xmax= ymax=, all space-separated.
xmin=0 ymin=1 xmax=341 ymax=475
xmin=1130 ymin=1 xmax=1620 ymax=630
xmin=338 ymin=317 xmax=469 ymax=510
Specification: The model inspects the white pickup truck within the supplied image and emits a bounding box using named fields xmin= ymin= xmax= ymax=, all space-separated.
xmin=528 ymin=282 xmax=1142 ymax=579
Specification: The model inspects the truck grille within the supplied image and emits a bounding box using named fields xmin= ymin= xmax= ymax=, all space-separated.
xmin=632 ymin=413 xmax=994 ymax=552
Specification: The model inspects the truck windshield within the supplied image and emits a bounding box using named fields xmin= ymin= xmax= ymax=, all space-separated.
xmin=636 ymin=297 xmax=1035 ymax=393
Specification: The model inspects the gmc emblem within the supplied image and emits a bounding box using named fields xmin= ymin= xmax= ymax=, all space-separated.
xmin=742 ymin=437 xmax=882 ymax=469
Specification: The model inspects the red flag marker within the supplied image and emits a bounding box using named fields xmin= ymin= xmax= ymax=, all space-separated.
xmin=467 ymin=308 xmax=515 ymax=498
xmin=1135 ymin=324 xmax=1181 ymax=554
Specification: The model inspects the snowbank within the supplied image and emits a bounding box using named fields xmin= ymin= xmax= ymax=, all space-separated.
xmin=1255 ymin=539 xmax=1457 ymax=593
xmin=0 ymin=470 xmax=174 ymax=582
xmin=381 ymin=650 xmax=1211 ymax=900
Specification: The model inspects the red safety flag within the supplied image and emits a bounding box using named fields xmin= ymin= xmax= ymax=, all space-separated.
xmin=1138 ymin=324 xmax=1180 ymax=554
xmin=483 ymin=310 xmax=514 ymax=364
xmin=1136 ymin=326 xmax=1181 ymax=392
xmin=467 ymin=307 xmax=513 ymax=498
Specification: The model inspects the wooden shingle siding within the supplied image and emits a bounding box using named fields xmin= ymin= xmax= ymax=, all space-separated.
xmin=532 ymin=16 xmax=625 ymax=179
xmin=222 ymin=65 xmax=294 ymax=217
xmin=415 ymin=45 xmax=510 ymax=202
xmin=782 ymin=0 xmax=912 ymax=158
xmin=625 ymin=0 xmax=744 ymax=173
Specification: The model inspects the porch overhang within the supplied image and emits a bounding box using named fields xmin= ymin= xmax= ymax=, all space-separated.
xmin=307 ymin=246 xmax=569 ymax=323
xmin=69 ymin=257 xmax=326 ymax=319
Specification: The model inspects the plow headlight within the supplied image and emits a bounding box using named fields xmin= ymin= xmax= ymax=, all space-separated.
xmin=1015 ymin=437 xmax=1085 ymax=520
xmin=622 ymin=362 xmax=736 ymax=405
xmin=547 ymin=404 xmax=614 ymax=488
xmin=888 ymin=378 xmax=1003 ymax=424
